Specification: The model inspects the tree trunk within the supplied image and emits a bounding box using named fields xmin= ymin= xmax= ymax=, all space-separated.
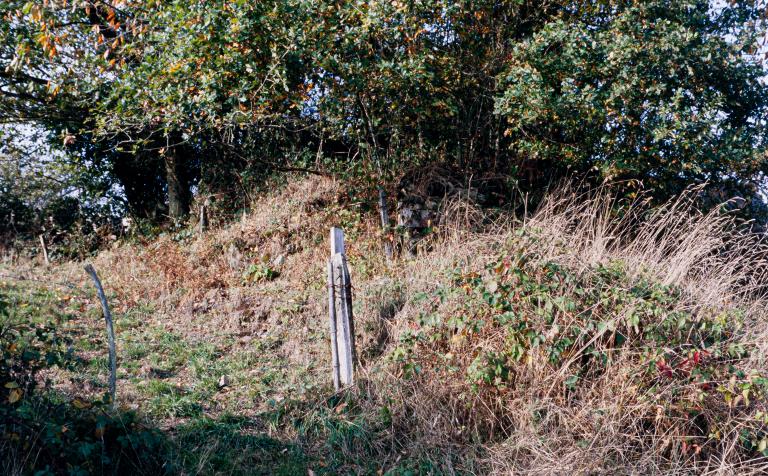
xmin=111 ymin=152 xmax=167 ymax=220
xmin=164 ymin=151 xmax=190 ymax=221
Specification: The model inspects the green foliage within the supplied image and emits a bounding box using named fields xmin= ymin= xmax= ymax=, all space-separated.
xmin=242 ymin=262 xmax=279 ymax=284
xmin=495 ymin=1 xmax=768 ymax=195
xmin=0 ymin=286 xmax=170 ymax=475
xmin=93 ymin=0 xmax=306 ymax=135
xmin=0 ymin=127 xmax=120 ymax=255
xmin=3 ymin=0 xmax=766 ymax=230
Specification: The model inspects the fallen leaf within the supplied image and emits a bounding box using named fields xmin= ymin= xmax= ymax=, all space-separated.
xmin=72 ymin=398 xmax=92 ymax=409
xmin=8 ymin=388 xmax=23 ymax=403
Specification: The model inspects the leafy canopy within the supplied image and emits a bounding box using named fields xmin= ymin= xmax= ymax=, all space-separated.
xmin=1 ymin=0 xmax=767 ymax=216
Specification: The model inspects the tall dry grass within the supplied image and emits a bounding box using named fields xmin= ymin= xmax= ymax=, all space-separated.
xmin=527 ymin=185 xmax=768 ymax=302
xmin=377 ymin=185 xmax=768 ymax=475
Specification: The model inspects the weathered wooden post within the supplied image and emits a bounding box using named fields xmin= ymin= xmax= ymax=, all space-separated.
xmin=39 ymin=235 xmax=50 ymax=265
xmin=198 ymin=197 xmax=209 ymax=234
xmin=84 ymin=264 xmax=117 ymax=405
xmin=327 ymin=260 xmax=341 ymax=390
xmin=327 ymin=227 xmax=356 ymax=389
xmin=378 ymin=187 xmax=393 ymax=262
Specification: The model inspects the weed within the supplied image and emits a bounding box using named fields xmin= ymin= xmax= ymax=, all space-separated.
xmin=242 ymin=263 xmax=279 ymax=284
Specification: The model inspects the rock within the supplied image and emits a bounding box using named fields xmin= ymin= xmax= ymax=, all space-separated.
xmin=225 ymin=243 xmax=243 ymax=271
xmin=218 ymin=375 xmax=230 ymax=388
xmin=239 ymin=335 xmax=253 ymax=344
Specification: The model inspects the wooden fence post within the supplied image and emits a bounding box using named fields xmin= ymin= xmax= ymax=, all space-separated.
xmin=39 ymin=235 xmax=50 ymax=265
xmin=198 ymin=203 xmax=208 ymax=234
xmin=198 ymin=196 xmax=210 ymax=235
xmin=84 ymin=264 xmax=117 ymax=405
xmin=378 ymin=187 xmax=393 ymax=262
xmin=327 ymin=260 xmax=340 ymax=390
xmin=328 ymin=227 xmax=356 ymax=389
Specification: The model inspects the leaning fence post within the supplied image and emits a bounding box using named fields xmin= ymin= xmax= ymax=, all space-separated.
xmin=328 ymin=227 xmax=356 ymax=389
xmin=39 ymin=235 xmax=50 ymax=265
xmin=84 ymin=264 xmax=117 ymax=405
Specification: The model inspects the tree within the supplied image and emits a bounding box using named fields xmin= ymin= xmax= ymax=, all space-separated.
xmin=2 ymin=0 xmax=767 ymax=227
xmin=1 ymin=1 xmax=198 ymax=222
xmin=0 ymin=125 xmax=117 ymax=252
xmin=495 ymin=0 xmax=768 ymax=197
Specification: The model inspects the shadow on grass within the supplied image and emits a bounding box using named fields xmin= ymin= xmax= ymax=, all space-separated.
xmin=1 ymin=393 xmax=312 ymax=476
xmin=170 ymin=415 xmax=311 ymax=476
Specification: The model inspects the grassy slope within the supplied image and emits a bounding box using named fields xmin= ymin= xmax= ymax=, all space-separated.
xmin=2 ymin=177 xmax=403 ymax=474
xmin=2 ymin=176 xmax=768 ymax=475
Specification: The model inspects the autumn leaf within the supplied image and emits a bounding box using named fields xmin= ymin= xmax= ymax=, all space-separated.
xmin=72 ymin=398 xmax=91 ymax=409
xmin=8 ymin=388 xmax=23 ymax=403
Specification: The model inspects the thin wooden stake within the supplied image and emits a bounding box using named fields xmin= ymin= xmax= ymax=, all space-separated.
xmin=378 ymin=187 xmax=393 ymax=262
xmin=198 ymin=202 xmax=208 ymax=234
xmin=84 ymin=264 xmax=117 ymax=405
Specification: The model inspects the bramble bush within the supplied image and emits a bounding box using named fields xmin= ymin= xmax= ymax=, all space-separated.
xmin=393 ymin=230 xmax=768 ymax=463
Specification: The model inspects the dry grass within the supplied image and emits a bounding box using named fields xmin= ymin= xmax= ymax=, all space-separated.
xmin=527 ymin=185 xmax=768 ymax=300
xmin=377 ymin=185 xmax=768 ymax=474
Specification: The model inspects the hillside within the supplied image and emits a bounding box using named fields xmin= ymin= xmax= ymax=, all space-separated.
xmin=2 ymin=176 xmax=768 ymax=475
xmin=3 ymin=2 xmax=768 ymax=474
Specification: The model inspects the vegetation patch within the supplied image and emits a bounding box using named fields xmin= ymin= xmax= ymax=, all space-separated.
xmin=0 ymin=284 xmax=169 ymax=476
xmin=392 ymin=230 xmax=768 ymax=469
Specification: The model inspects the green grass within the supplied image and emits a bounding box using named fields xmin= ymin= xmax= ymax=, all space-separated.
xmin=169 ymin=416 xmax=311 ymax=475
xmin=144 ymin=380 xmax=203 ymax=418
xmin=0 ymin=256 xmax=479 ymax=476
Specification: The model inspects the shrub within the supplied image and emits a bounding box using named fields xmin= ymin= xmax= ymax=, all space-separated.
xmin=242 ymin=263 xmax=279 ymax=284
xmin=395 ymin=236 xmax=768 ymax=460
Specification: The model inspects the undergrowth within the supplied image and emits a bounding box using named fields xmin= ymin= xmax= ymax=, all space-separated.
xmin=392 ymin=229 xmax=768 ymax=470
xmin=2 ymin=178 xmax=768 ymax=474
xmin=0 ymin=284 xmax=168 ymax=476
